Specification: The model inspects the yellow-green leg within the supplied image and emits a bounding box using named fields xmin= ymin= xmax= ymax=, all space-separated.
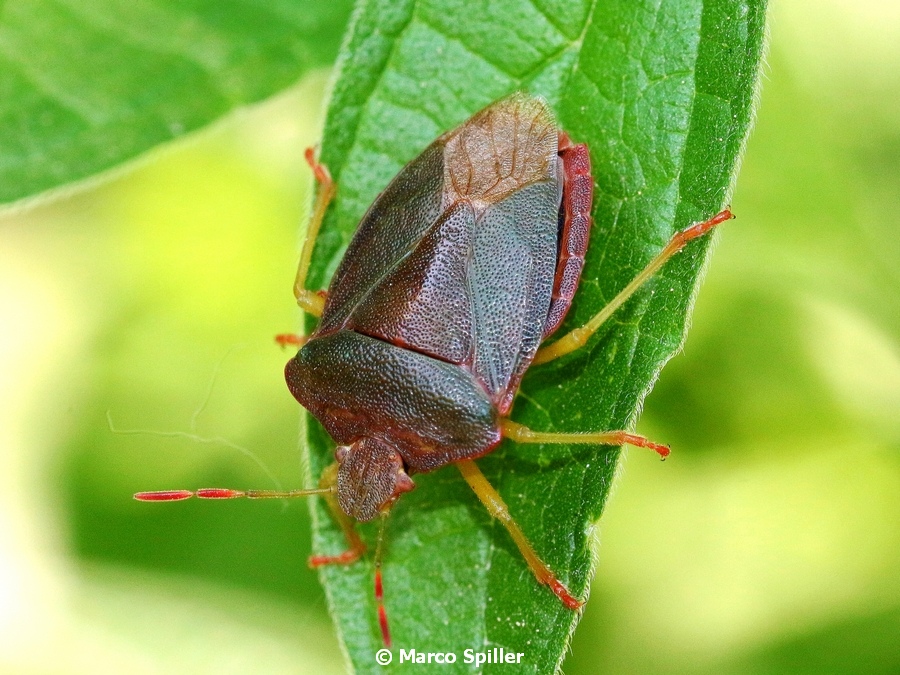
xmin=275 ymin=148 xmax=336 ymax=347
xmin=501 ymin=419 xmax=670 ymax=458
xmin=293 ymin=147 xmax=336 ymax=319
xmin=308 ymin=462 xmax=367 ymax=567
xmin=456 ymin=458 xmax=583 ymax=610
xmin=534 ymin=208 xmax=734 ymax=365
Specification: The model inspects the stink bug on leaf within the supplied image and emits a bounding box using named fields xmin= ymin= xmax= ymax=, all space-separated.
xmin=135 ymin=93 xmax=733 ymax=647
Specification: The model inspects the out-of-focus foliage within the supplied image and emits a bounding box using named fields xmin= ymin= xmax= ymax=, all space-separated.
xmin=0 ymin=0 xmax=354 ymax=205
xmin=0 ymin=1 xmax=898 ymax=673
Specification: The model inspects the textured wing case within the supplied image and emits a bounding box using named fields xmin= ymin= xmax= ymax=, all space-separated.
xmin=317 ymin=94 xmax=563 ymax=415
xmin=346 ymin=202 xmax=476 ymax=365
xmin=317 ymin=142 xmax=446 ymax=335
xmin=469 ymin=180 xmax=559 ymax=413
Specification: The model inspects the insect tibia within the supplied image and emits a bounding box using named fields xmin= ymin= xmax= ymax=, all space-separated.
xmin=456 ymin=459 xmax=584 ymax=611
xmin=500 ymin=419 xmax=671 ymax=459
xmin=133 ymin=486 xmax=334 ymax=501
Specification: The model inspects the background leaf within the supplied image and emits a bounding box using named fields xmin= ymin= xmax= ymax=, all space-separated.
xmin=0 ymin=0 xmax=353 ymax=207
xmin=306 ymin=0 xmax=767 ymax=672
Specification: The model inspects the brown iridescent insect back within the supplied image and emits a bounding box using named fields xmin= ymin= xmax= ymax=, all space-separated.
xmin=135 ymin=93 xmax=733 ymax=647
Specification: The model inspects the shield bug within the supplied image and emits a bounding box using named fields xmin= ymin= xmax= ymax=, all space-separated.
xmin=135 ymin=93 xmax=733 ymax=647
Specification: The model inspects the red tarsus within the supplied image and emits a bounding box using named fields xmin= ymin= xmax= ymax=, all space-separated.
xmin=378 ymin=606 xmax=391 ymax=648
xmin=616 ymin=433 xmax=671 ymax=460
xmin=309 ymin=550 xmax=362 ymax=567
xmin=548 ymin=579 xmax=584 ymax=610
xmin=673 ymin=208 xmax=734 ymax=250
xmin=304 ymin=147 xmax=332 ymax=185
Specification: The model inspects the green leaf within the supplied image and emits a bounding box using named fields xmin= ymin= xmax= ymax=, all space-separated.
xmin=306 ymin=0 xmax=767 ymax=672
xmin=0 ymin=0 xmax=354 ymax=207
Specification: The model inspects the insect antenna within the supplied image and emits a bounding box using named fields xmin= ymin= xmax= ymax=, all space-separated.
xmin=133 ymin=487 xmax=334 ymax=501
xmin=374 ymin=510 xmax=392 ymax=647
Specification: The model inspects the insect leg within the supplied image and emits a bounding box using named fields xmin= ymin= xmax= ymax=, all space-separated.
xmin=373 ymin=511 xmax=392 ymax=647
xmin=455 ymin=459 xmax=583 ymax=610
xmin=308 ymin=462 xmax=368 ymax=567
xmin=292 ymin=147 xmax=337 ymax=318
xmin=533 ymin=208 xmax=734 ymax=365
xmin=273 ymin=333 xmax=309 ymax=349
xmin=501 ymin=419 xmax=669 ymax=459
xmin=311 ymin=464 xmax=392 ymax=647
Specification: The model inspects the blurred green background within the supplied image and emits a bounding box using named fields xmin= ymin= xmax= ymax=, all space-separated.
xmin=1 ymin=1 xmax=898 ymax=673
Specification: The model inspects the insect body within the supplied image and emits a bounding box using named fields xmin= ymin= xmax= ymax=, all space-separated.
xmin=136 ymin=93 xmax=733 ymax=647
xmin=288 ymin=94 xmax=592 ymax=521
